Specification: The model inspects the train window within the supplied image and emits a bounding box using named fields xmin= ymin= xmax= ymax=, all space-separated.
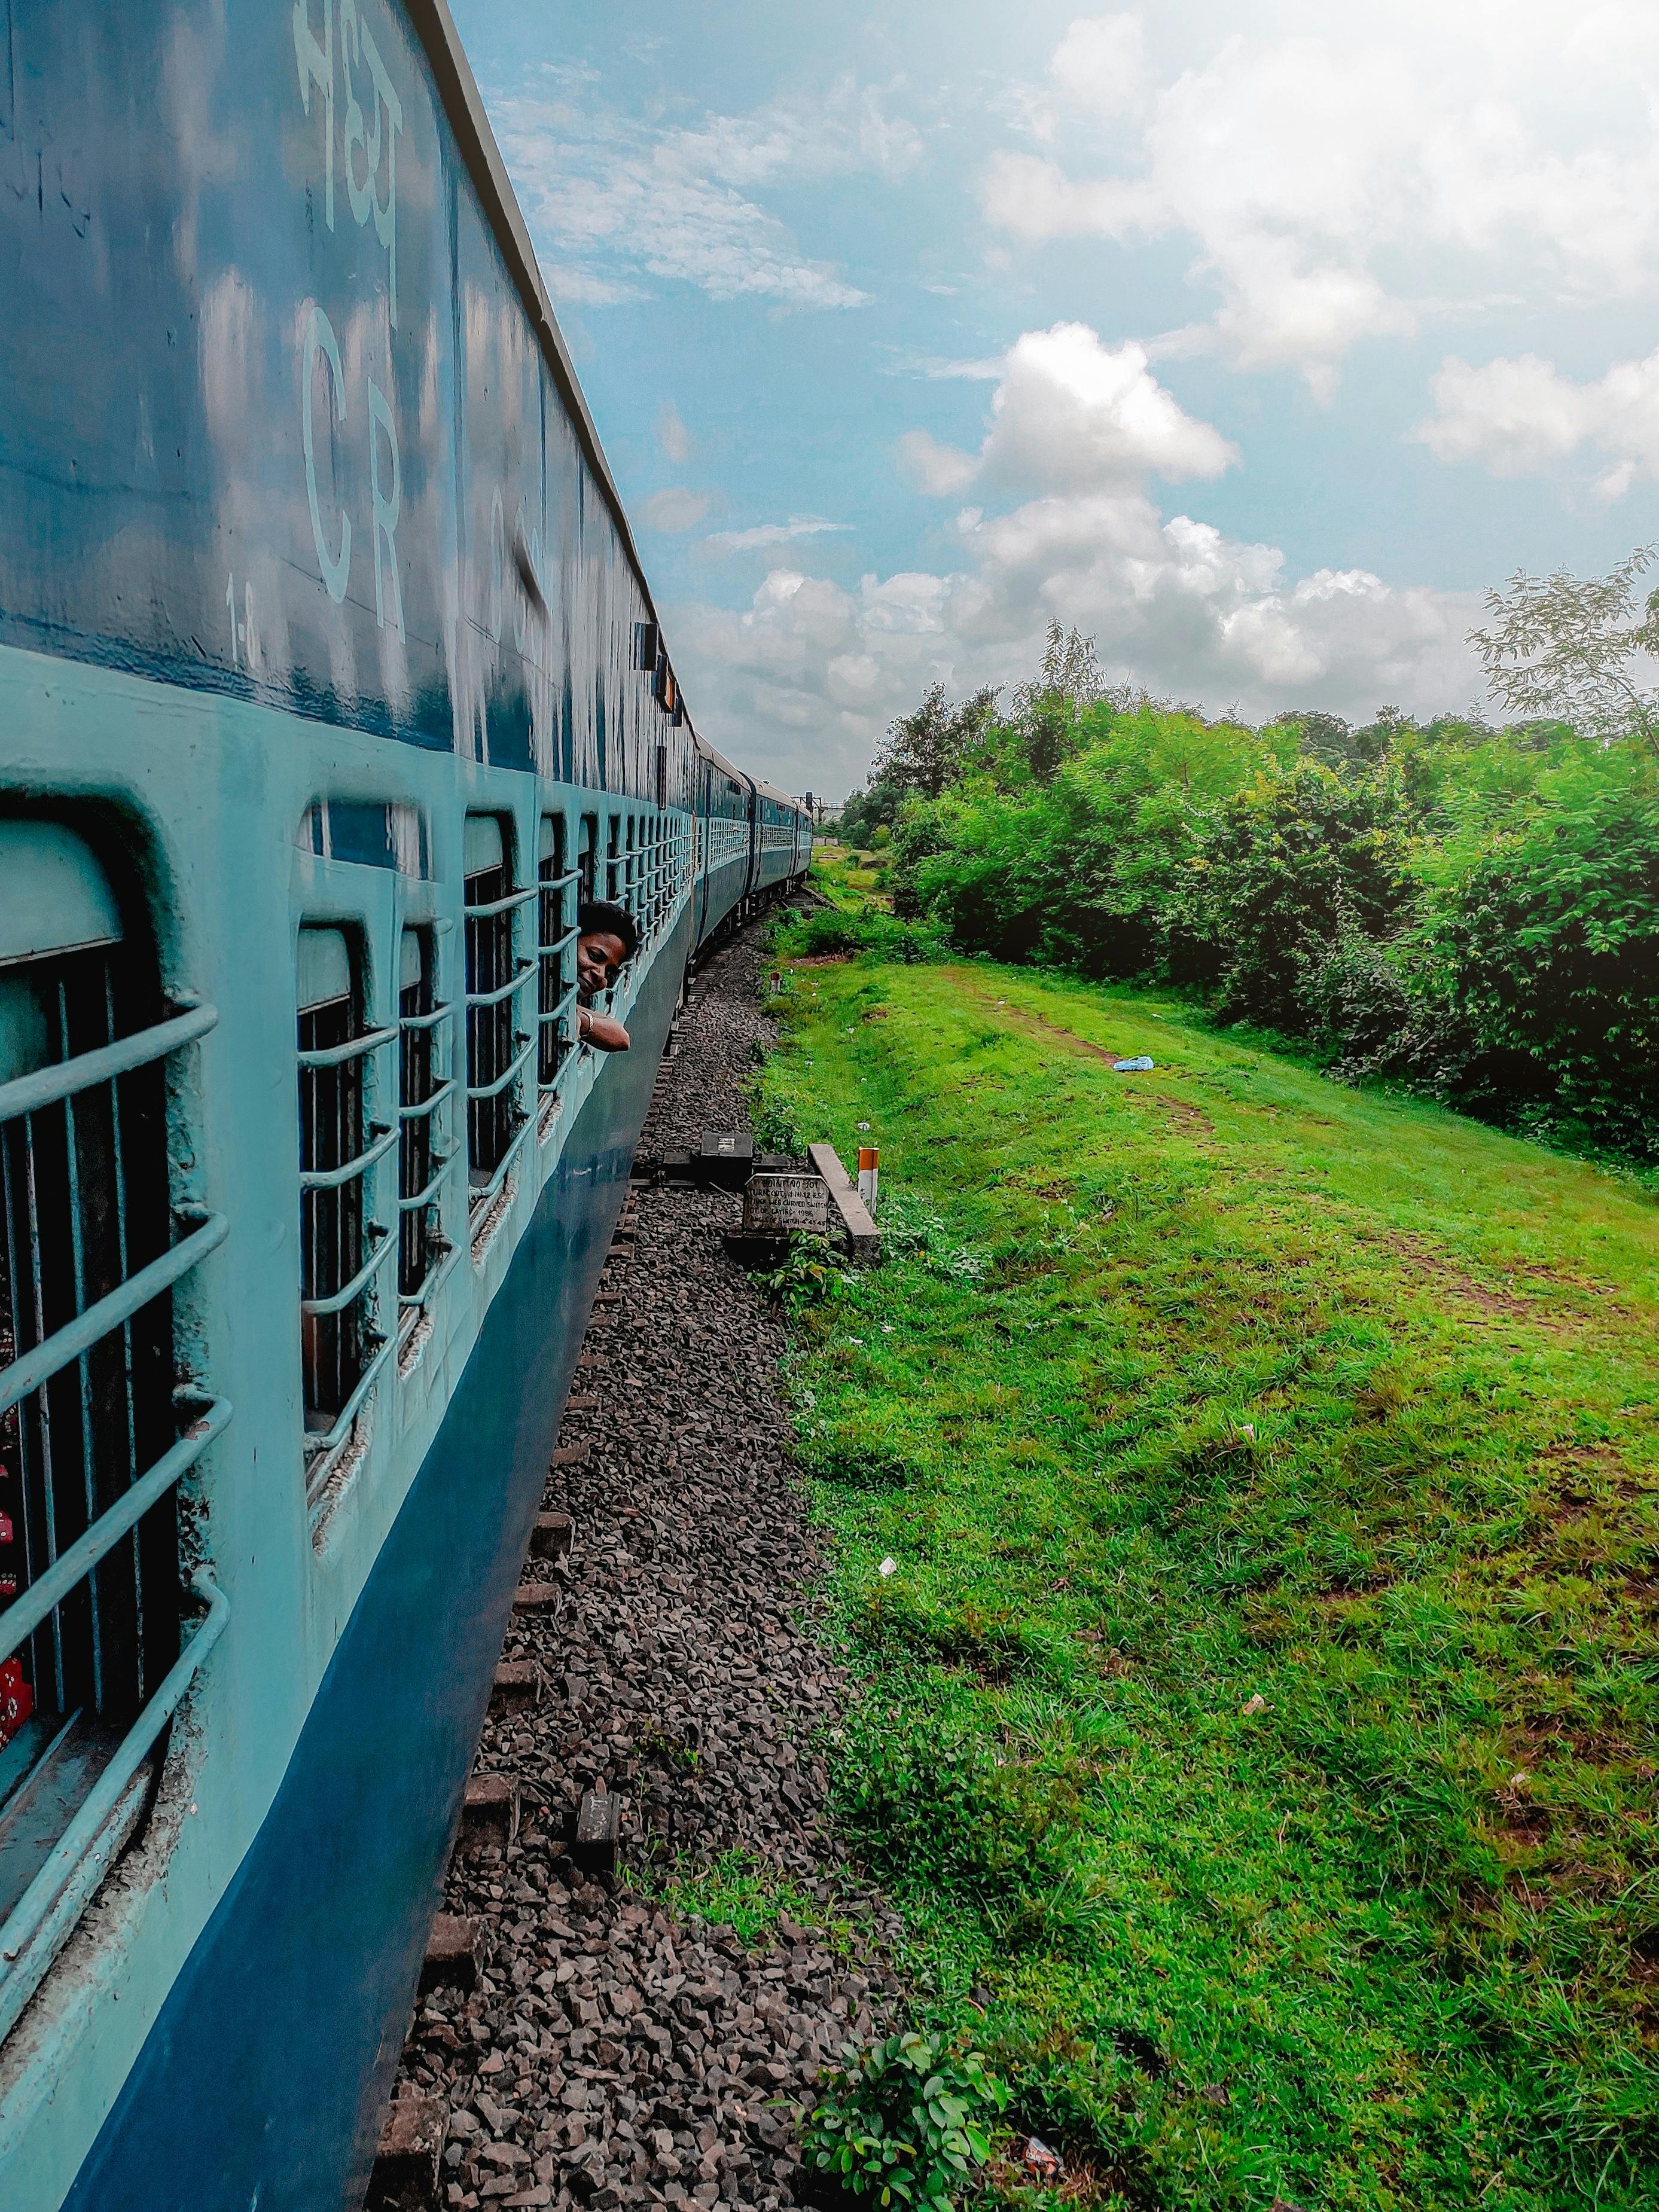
xmin=462 ymin=815 xmax=535 ymax=1216
xmin=578 ymin=815 xmax=597 ymax=904
xmin=396 ymin=929 xmax=450 ymax=1317
xmin=295 ymin=801 xmax=431 ymax=878
xmin=537 ymin=816 xmax=578 ymax=1093
xmin=632 ymin=621 xmax=658 ymax=672
xmin=0 ymin=821 xmax=227 ymax=2037
xmin=297 ymin=927 xmax=395 ymax=1475
xmin=654 ymin=744 xmax=667 ymax=810
xmin=604 ymin=814 xmax=620 ymax=904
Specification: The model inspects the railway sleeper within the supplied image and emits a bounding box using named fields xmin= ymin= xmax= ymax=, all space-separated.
xmin=418 ymin=1914 xmax=480 ymax=1997
xmin=462 ymin=1775 xmax=515 ymax=1845
xmin=490 ymin=1662 xmax=539 ymax=1709
xmin=369 ymin=2092 xmax=447 ymax=2207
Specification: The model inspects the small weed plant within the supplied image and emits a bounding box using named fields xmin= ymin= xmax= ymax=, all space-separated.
xmin=803 ymin=2031 xmax=1006 ymax=2211
xmin=752 ymin=1234 xmax=853 ymax=1309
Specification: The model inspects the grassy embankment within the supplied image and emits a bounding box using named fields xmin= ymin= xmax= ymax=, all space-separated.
xmin=756 ymin=847 xmax=1659 ymax=2211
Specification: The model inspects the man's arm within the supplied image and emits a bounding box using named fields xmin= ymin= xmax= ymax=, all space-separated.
xmin=578 ymin=1006 xmax=630 ymax=1052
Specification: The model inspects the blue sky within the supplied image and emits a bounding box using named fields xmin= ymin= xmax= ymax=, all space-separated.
xmin=452 ymin=0 xmax=1659 ymax=796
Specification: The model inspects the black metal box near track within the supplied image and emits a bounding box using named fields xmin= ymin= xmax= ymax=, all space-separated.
xmin=697 ymin=1131 xmax=754 ymax=1189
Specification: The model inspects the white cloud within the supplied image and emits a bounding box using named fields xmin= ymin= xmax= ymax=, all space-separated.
xmin=981 ymin=8 xmax=1659 ymax=388
xmin=665 ymin=301 xmax=1488 ymax=791
xmin=1050 ymin=14 xmax=1152 ymax=122
xmin=895 ymin=430 xmax=980 ymax=498
xmin=897 ymin=323 xmax=1236 ymax=498
xmin=674 ymin=490 xmax=1477 ymax=793
xmin=492 ymin=71 xmax=920 ymax=310
xmin=658 ymin=402 xmax=693 ymax=464
xmin=985 ymin=324 xmax=1236 ymax=487
xmin=1412 ymin=349 xmax=1659 ymax=496
xmin=881 ymin=348 xmax=1007 ymax=381
xmin=699 ymin=516 xmax=853 ymax=556
xmin=639 ymin=487 xmax=715 ymax=532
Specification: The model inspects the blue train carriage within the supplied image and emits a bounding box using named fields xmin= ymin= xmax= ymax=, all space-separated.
xmin=0 ymin=3 xmax=807 ymax=2208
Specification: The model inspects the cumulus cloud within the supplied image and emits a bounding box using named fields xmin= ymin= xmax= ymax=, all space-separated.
xmin=699 ymin=517 xmax=853 ymax=556
xmin=493 ymin=71 xmax=919 ymax=310
xmin=673 ymin=333 xmax=1479 ymax=789
xmin=639 ymin=487 xmax=715 ymax=532
xmin=666 ymin=322 xmax=1482 ymax=789
xmin=898 ymin=324 xmax=1236 ymax=500
xmin=1411 ymin=349 xmax=1659 ymax=496
xmin=983 ymin=8 xmax=1659 ymax=388
xmin=985 ymin=325 xmax=1236 ymax=487
xmin=672 ymin=491 xmax=1478 ymax=795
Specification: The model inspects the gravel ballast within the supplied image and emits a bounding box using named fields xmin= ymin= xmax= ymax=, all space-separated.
xmin=374 ymin=917 xmax=903 ymax=2212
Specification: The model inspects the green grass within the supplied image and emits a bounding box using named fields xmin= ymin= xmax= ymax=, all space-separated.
xmin=758 ymin=857 xmax=1659 ymax=2211
xmin=633 ymin=1847 xmax=838 ymax=1949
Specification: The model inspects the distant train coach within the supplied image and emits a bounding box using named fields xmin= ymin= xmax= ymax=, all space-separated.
xmin=0 ymin=5 xmax=810 ymax=2207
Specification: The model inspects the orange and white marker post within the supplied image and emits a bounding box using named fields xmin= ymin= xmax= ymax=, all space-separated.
xmin=857 ymin=1145 xmax=879 ymax=1210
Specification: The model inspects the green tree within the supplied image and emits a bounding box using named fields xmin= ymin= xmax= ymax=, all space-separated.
xmin=1470 ymin=544 xmax=1659 ymax=750
xmin=873 ymin=684 xmax=1001 ymax=800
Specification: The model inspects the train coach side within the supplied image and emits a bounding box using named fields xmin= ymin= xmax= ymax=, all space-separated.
xmin=0 ymin=5 xmax=790 ymax=2209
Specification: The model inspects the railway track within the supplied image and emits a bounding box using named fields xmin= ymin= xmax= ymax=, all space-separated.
xmin=373 ymin=921 xmax=905 ymax=2211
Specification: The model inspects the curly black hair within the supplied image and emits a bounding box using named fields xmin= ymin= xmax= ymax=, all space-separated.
xmin=577 ymin=899 xmax=641 ymax=962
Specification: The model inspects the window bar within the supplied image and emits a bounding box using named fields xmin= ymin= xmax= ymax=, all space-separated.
xmin=298 ymin=988 xmax=395 ymax=1459
xmin=397 ymin=958 xmax=453 ymax=1314
xmin=465 ymin=962 xmax=536 ymax=1013
xmin=464 ymin=867 xmax=534 ymax=1207
xmin=1 ymin=1209 xmax=227 ymax=1416
xmin=462 ymin=883 xmax=539 ymax=921
xmin=99 ymin=963 xmax=145 ymax=1703
xmin=57 ymin=983 xmax=106 ymax=1711
xmin=465 ymin=1111 xmax=535 ymax=1221
xmin=538 ymin=890 xmax=580 ymax=1094
xmin=0 ymin=1567 xmax=229 ymax=2048
xmin=0 ymin=991 xmax=227 ymax=2041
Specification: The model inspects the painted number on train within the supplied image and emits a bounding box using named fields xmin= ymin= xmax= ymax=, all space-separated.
xmin=292 ymin=0 xmax=407 ymax=639
xmin=292 ymin=0 xmax=402 ymax=325
xmin=301 ymin=304 xmax=404 ymax=639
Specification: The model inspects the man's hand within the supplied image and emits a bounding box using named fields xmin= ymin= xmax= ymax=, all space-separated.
xmin=578 ymin=1006 xmax=631 ymax=1052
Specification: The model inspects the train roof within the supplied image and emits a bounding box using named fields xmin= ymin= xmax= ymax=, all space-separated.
xmin=402 ymin=6 xmax=800 ymax=807
xmin=406 ymin=1 xmax=657 ymax=633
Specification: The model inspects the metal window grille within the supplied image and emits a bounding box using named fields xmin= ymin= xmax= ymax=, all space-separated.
xmin=0 ymin=942 xmax=227 ymax=2045
xmin=397 ymin=933 xmax=453 ymax=1312
xmin=463 ymin=865 xmax=536 ymax=1213
xmin=538 ymin=828 xmax=579 ymax=1091
xmin=578 ymin=816 xmax=597 ymax=905
xmin=604 ymin=817 xmax=620 ymax=904
xmin=297 ymin=947 xmax=396 ymax=1474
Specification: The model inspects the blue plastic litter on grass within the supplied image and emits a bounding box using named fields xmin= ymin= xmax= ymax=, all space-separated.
xmin=1113 ymin=1055 xmax=1155 ymax=1072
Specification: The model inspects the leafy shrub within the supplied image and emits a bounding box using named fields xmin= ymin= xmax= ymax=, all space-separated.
xmin=880 ymin=687 xmax=1659 ymax=1165
xmin=876 ymin=1189 xmax=987 ymax=1283
xmin=751 ymin=1234 xmax=853 ymax=1309
xmin=795 ymin=908 xmax=865 ymax=957
xmin=802 ymin=2031 xmax=1007 ymax=2211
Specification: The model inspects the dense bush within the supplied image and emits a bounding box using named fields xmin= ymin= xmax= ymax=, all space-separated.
xmin=802 ymin=2032 xmax=1006 ymax=2211
xmin=882 ymin=695 xmax=1659 ymax=1163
